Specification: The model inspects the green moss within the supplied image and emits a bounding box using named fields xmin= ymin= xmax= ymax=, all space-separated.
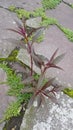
xmin=36 ymin=34 xmax=44 ymax=43
xmin=32 ymin=8 xmax=45 ymax=17
xmin=8 ymin=5 xmax=16 ymax=12
xmin=0 ymin=47 xmax=19 ymax=63
xmin=63 ymin=88 xmax=73 ymax=98
xmin=4 ymin=101 xmax=21 ymax=120
xmin=0 ymin=63 xmax=32 ymax=121
xmin=8 ymin=6 xmax=31 ymax=19
xmin=58 ymin=25 xmax=73 ymax=42
xmin=42 ymin=0 xmax=61 ymax=10
xmin=15 ymin=9 xmax=31 ymax=19
xmin=71 ymin=4 xmax=73 ymax=8
xmin=41 ymin=17 xmax=58 ymax=26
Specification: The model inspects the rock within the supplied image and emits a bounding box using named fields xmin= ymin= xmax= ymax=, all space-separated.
xmin=20 ymin=92 xmax=73 ymax=130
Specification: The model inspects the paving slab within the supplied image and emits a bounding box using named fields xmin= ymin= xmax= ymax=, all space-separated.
xmin=0 ymin=69 xmax=15 ymax=128
xmin=34 ymin=26 xmax=73 ymax=86
xmin=46 ymin=2 xmax=73 ymax=30
xmin=20 ymin=92 xmax=73 ymax=130
xmin=63 ymin=0 xmax=73 ymax=4
xmin=0 ymin=8 xmax=19 ymax=129
xmin=0 ymin=0 xmax=42 ymax=11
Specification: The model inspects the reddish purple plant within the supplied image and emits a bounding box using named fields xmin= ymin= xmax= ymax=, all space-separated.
xmin=8 ymin=19 xmax=65 ymax=108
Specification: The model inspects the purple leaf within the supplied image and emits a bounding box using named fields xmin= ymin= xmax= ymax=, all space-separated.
xmin=52 ymin=53 xmax=65 ymax=64
xmin=49 ymin=48 xmax=59 ymax=63
xmin=37 ymin=73 xmax=45 ymax=89
xmin=31 ymin=47 xmax=47 ymax=69
xmin=41 ymin=77 xmax=55 ymax=91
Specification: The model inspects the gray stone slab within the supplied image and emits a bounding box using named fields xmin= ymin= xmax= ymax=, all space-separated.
xmin=0 ymin=0 xmax=42 ymax=11
xmin=46 ymin=2 xmax=73 ymax=30
xmin=0 ymin=69 xmax=15 ymax=129
xmin=20 ymin=92 xmax=73 ymax=130
xmin=63 ymin=0 xmax=73 ymax=4
xmin=0 ymin=8 xmax=19 ymax=129
xmin=34 ymin=26 xmax=73 ymax=87
xmin=0 ymin=8 xmax=22 ymax=57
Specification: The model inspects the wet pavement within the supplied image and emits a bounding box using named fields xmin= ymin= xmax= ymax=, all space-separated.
xmin=0 ymin=0 xmax=73 ymax=130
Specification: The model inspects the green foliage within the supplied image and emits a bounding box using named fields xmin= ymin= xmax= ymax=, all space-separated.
xmin=0 ymin=63 xmax=32 ymax=121
xmin=15 ymin=9 xmax=31 ymax=19
xmin=58 ymin=25 xmax=73 ymax=42
xmin=4 ymin=101 xmax=21 ymax=120
xmin=71 ymin=4 xmax=73 ymax=8
xmin=8 ymin=5 xmax=16 ymax=12
xmin=36 ymin=34 xmax=44 ymax=43
xmin=32 ymin=8 xmax=45 ymax=17
xmin=42 ymin=0 xmax=61 ymax=10
xmin=41 ymin=17 xmax=58 ymax=26
xmin=8 ymin=6 xmax=31 ymax=19
xmin=0 ymin=47 xmax=19 ymax=63
xmin=63 ymin=88 xmax=73 ymax=98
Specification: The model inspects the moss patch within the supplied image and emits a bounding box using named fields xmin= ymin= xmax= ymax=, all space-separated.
xmin=0 ymin=63 xmax=32 ymax=121
xmin=63 ymin=88 xmax=73 ymax=98
xmin=42 ymin=0 xmax=61 ymax=10
xmin=58 ymin=25 xmax=73 ymax=42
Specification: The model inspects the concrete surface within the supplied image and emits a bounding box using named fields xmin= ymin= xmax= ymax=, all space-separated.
xmin=0 ymin=0 xmax=73 ymax=130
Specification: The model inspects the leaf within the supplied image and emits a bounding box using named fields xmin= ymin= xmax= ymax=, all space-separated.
xmin=49 ymin=48 xmax=58 ymax=63
xmin=27 ymin=94 xmax=36 ymax=108
xmin=32 ymin=27 xmax=45 ymax=42
xmin=36 ymin=94 xmax=42 ymax=108
xmin=37 ymin=73 xmax=45 ymax=89
xmin=31 ymin=47 xmax=46 ymax=68
xmin=14 ymin=19 xmax=23 ymax=29
xmin=0 ymin=57 xmax=7 ymax=62
xmin=26 ymin=17 xmax=42 ymax=28
xmin=42 ymin=91 xmax=58 ymax=104
xmin=41 ymin=77 xmax=55 ymax=91
xmin=49 ymin=64 xmax=63 ymax=70
xmin=45 ymin=49 xmax=64 ymax=71
xmin=53 ymin=53 xmax=65 ymax=64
